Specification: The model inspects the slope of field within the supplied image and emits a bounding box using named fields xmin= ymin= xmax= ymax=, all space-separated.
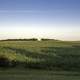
xmin=0 ymin=40 xmax=80 ymax=70
xmin=0 ymin=40 xmax=80 ymax=80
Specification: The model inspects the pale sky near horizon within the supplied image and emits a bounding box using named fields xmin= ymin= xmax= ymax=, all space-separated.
xmin=0 ymin=0 xmax=80 ymax=41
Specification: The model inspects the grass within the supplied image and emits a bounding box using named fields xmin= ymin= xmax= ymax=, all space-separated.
xmin=0 ymin=69 xmax=80 ymax=80
xmin=0 ymin=40 xmax=80 ymax=80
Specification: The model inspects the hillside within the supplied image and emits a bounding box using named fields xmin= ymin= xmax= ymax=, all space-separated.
xmin=0 ymin=40 xmax=80 ymax=71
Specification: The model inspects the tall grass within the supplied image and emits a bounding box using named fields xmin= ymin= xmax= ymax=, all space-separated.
xmin=0 ymin=40 xmax=80 ymax=71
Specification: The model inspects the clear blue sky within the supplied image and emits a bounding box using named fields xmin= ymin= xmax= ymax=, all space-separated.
xmin=0 ymin=0 xmax=80 ymax=40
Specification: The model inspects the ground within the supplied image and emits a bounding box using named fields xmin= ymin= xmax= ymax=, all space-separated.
xmin=0 ymin=40 xmax=80 ymax=80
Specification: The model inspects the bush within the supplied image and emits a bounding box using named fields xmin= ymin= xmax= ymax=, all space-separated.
xmin=0 ymin=55 xmax=16 ymax=68
xmin=0 ymin=55 xmax=10 ymax=67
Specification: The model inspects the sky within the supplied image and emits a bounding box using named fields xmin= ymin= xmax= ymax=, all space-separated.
xmin=0 ymin=0 xmax=80 ymax=41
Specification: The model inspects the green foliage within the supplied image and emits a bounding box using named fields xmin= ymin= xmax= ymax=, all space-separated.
xmin=0 ymin=40 xmax=80 ymax=71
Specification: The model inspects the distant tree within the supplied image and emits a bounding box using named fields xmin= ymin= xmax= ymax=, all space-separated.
xmin=1 ymin=38 xmax=38 ymax=41
xmin=41 ymin=38 xmax=58 ymax=41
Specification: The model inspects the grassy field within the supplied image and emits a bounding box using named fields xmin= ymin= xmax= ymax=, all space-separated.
xmin=0 ymin=69 xmax=80 ymax=80
xmin=0 ymin=40 xmax=80 ymax=80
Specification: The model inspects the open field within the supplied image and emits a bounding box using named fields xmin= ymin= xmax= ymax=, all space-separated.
xmin=0 ymin=69 xmax=80 ymax=80
xmin=0 ymin=40 xmax=80 ymax=80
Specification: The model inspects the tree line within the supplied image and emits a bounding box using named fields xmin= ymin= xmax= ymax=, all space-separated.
xmin=0 ymin=38 xmax=59 ymax=41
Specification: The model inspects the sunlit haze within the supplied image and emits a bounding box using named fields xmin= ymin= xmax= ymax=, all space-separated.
xmin=0 ymin=0 xmax=80 ymax=41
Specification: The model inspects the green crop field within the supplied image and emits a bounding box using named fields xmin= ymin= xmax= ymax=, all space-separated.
xmin=0 ymin=40 xmax=80 ymax=80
